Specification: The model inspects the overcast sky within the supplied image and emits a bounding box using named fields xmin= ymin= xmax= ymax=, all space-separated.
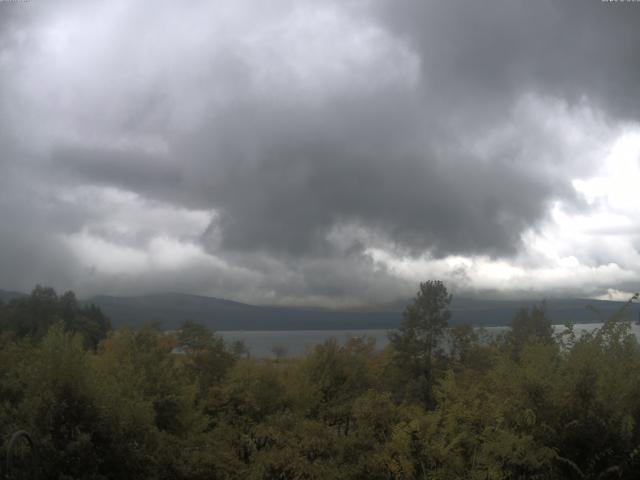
xmin=1 ymin=0 xmax=640 ymax=307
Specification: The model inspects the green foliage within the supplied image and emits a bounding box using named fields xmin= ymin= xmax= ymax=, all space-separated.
xmin=1 ymin=283 xmax=640 ymax=479
xmin=388 ymin=280 xmax=452 ymax=406
xmin=178 ymin=320 xmax=237 ymax=397
xmin=0 ymin=286 xmax=111 ymax=348
xmin=505 ymin=304 xmax=554 ymax=359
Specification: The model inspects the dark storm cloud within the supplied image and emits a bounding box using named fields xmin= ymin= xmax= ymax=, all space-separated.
xmin=53 ymin=146 xmax=183 ymax=198
xmin=54 ymin=68 xmax=575 ymax=259
xmin=1 ymin=0 xmax=639 ymax=303
xmin=188 ymin=99 xmax=565 ymax=258
xmin=375 ymin=0 xmax=640 ymax=122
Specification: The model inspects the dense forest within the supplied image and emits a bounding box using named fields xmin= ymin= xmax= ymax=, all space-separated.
xmin=1 ymin=282 xmax=640 ymax=479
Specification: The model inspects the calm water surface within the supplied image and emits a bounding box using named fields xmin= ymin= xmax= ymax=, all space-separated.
xmin=219 ymin=323 xmax=640 ymax=358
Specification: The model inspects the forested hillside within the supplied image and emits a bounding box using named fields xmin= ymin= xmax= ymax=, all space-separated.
xmin=1 ymin=283 xmax=640 ymax=479
xmin=3 ymin=288 xmax=636 ymax=331
xmin=88 ymin=293 xmax=640 ymax=331
xmin=0 ymin=290 xmax=26 ymax=304
xmin=87 ymin=293 xmax=401 ymax=331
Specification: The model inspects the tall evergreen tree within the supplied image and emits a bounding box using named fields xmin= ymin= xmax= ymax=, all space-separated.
xmin=388 ymin=280 xmax=451 ymax=407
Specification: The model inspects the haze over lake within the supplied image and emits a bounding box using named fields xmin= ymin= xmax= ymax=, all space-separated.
xmin=219 ymin=322 xmax=640 ymax=358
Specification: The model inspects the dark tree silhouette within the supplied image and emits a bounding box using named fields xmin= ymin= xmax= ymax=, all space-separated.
xmin=389 ymin=280 xmax=451 ymax=406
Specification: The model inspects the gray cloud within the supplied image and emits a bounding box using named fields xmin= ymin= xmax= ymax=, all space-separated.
xmin=0 ymin=0 xmax=639 ymax=305
xmin=376 ymin=0 xmax=640 ymax=120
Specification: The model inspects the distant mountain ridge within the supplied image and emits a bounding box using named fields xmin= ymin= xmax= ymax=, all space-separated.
xmin=87 ymin=293 xmax=401 ymax=330
xmin=3 ymin=289 xmax=639 ymax=331
xmin=0 ymin=289 xmax=27 ymax=303
xmin=86 ymin=293 xmax=640 ymax=331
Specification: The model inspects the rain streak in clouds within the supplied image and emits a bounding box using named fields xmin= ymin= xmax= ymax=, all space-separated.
xmin=1 ymin=0 xmax=640 ymax=307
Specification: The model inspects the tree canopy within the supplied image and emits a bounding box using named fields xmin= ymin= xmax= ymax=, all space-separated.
xmin=388 ymin=280 xmax=452 ymax=406
xmin=0 ymin=285 xmax=111 ymax=348
xmin=1 ymin=283 xmax=640 ymax=479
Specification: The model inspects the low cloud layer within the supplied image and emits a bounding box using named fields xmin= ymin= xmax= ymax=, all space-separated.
xmin=1 ymin=0 xmax=640 ymax=307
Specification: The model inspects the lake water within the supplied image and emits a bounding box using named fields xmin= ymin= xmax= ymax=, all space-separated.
xmin=219 ymin=322 xmax=640 ymax=358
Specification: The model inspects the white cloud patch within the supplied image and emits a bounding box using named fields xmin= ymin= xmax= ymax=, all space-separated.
xmin=56 ymin=186 xmax=213 ymax=245
xmin=57 ymin=185 xmax=216 ymax=276
xmin=241 ymin=3 xmax=420 ymax=99
xmin=54 ymin=186 xmax=259 ymax=296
